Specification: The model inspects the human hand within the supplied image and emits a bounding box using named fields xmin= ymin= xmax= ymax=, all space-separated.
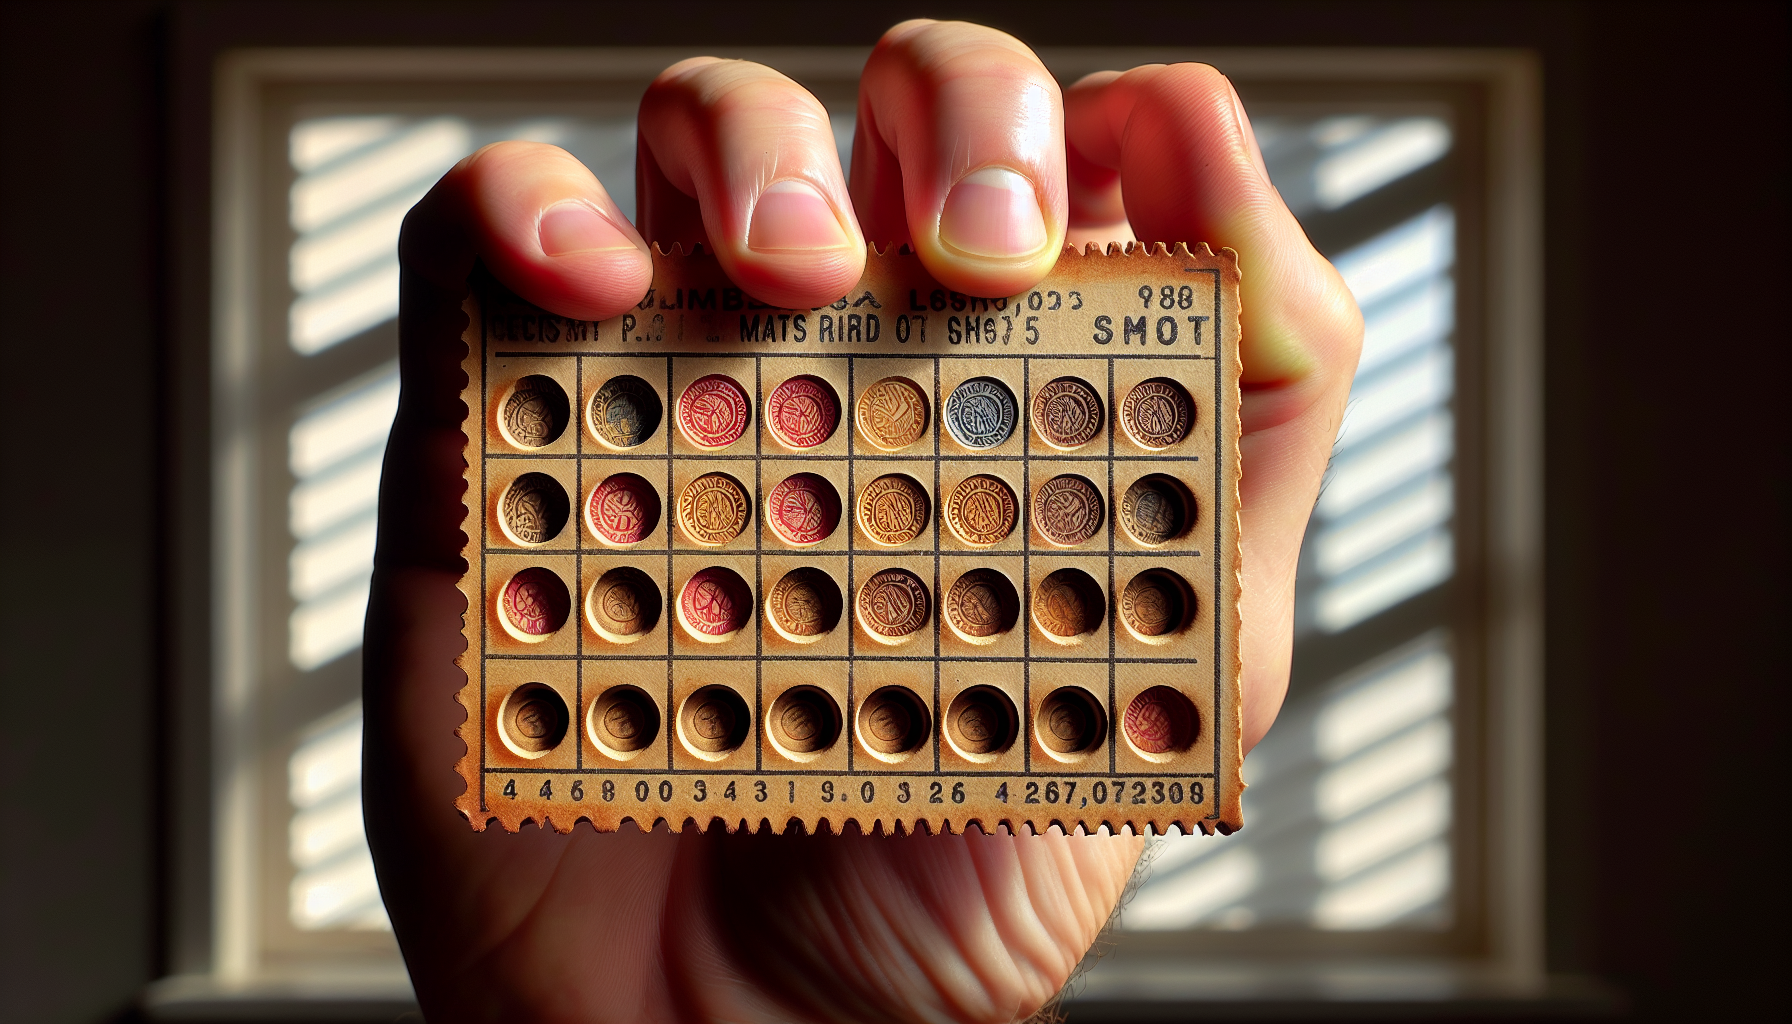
xmin=365 ymin=19 xmax=1361 ymax=1023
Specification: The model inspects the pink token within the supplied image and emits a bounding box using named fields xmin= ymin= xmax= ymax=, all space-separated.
xmin=677 ymin=374 xmax=751 ymax=449
xmin=765 ymin=473 xmax=841 ymax=545
xmin=679 ymin=567 xmax=752 ymax=637
xmin=501 ymin=567 xmax=571 ymax=636
xmin=587 ymin=473 xmax=661 ymax=545
xmin=765 ymin=375 xmax=840 ymax=449
xmin=1123 ymin=685 xmax=1197 ymax=754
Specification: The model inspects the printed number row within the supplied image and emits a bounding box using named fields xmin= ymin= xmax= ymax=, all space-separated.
xmin=498 ymin=777 xmax=1207 ymax=808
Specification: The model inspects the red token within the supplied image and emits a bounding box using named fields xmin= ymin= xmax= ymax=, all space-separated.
xmin=765 ymin=375 xmax=840 ymax=449
xmin=677 ymin=374 xmax=751 ymax=449
xmin=587 ymin=473 xmax=661 ymax=545
xmin=765 ymin=473 xmax=841 ymax=545
xmin=679 ymin=567 xmax=752 ymax=637
xmin=1123 ymin=685 xmax=1197 ymax=754
xmin=501 ymin=567 xmax=570 ymax=637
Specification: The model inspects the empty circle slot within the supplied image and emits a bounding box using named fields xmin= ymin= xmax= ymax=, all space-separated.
xmin=678 ymin=684 xmax=750 ymax=758
xmin=1119 ymin=474 xmax=1195 ymax=546
xmin=944 ymin=568 xmax=1020 ymax=644
xmin=1032 ymin=474 xmax=1105 ymax=547
xmin=1120 ymin=377 xmax=1194 ymax=450
xmin=1119 ymin=569 xmax=1196 ymax=643
xmin=946 ymin=685 xmax=1019 ymax=761
xmin=765 ymin=374 xmax=841 ymax=449
xmin=676 ymin=373 xmax=751 ymax=449
xmin=1123 ymin=686 xmax=1199 ymax=759
xmin=855 ymin=375 xmax=930 ymax=451
xmin=944 ymin=474 xmax=1018 ymax=546
xmin=498 ymin=682 xmax=569 ymax=758
xmin=587 ymin=684 xmax=660 ymax=760
xmin=1036 ymin=686 xmax=1107 ymax=762
xmin=677 ymin=566 xmax=752 ymax=642
xmin=587 ymin=374 xmax=662 ymax=449
xmin=768 ymin=685 xmax=843 ymax=760
xmin=585 ymin=567 xmax=662 ymax=643
xmin=498 ymin=472 xmax=570 ymax=546
xmin=498 ymin=374 xmax=570 ymax=449
xmin=857 ymin=473 xmax=930 ymax=546
xmin=856 ymin=567 xmax=932 ymax=644
xmin=766 ymin=567 xmax=843 ymax=643
xmin=856 ymin=685 xmax=932 ymax=761
xmin=765 ymin=473 xmax=842 ymax=546
xmin=498 ymin=567 xmax=571 ymax=642
xmin=587 ymin=472 xmax=662 ymax=546
xmin=943 ymin=376 xmax=1018 ymax=450
xmin=1031 ymin=568 xmax=1105 ymax=645
xmin=1032 ymin=375 xmax=1104 ymax=450
xmin=677 ymin=472 xmax=751 ymax=546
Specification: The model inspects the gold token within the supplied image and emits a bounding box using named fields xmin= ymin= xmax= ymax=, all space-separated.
xmin=1119 ymin=475 xmax=1193 ymax=545
xmin=1032 ymin=567 xmax=1105 ymax=642
xmin=677 ymin=472 xmax=750 ymax=545
xmin=857 ymin=474 xmax=930 ymax=546
xmin=944 ymin=474 xmax=1018 ymax=546
xmin=1032 ymin=376 xmax=1104 ymax=449
xmin=767 ymin=567 xmax=843 ymax=640
xmin=1121 ymin=378 xmax=1194 ymax=449
xmin=1120 ymin=569 xmax=1191 ymax=639
xmin=945 ymin=569 xmax=1019 ymax=640
xmin=499 ymin=374 xmax=570 ymax=449
xmin=1032 ymin=474 xmax=1104 ymax=547
xmin=856 ymin=568 xmax=931 ymax=639
xmin=856 ymin=376 xmax=930 ymax=451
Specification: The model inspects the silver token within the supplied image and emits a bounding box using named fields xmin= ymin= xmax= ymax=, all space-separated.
xmin=943 ymin=377 xmax=1017 ymax=449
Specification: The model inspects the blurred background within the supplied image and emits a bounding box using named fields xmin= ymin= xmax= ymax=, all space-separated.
xmin=0 ymin=2 xmax=1785 ymax=1023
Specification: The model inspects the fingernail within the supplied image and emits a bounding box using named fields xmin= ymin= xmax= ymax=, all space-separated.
xmin=939 ymin=167 xmax=1048 ymax=258
xmin=1227 ymin=82 xmax=1272 ymax=187
xmin=748 ymin=180 xmax=852 ymax=251
xmin=539 ymin=202 xmax=637 ymax=255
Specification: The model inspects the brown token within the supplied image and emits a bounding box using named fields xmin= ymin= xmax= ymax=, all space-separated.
xmin=503 ymin=683 xmax=568 ymax=753
xmin=680 ymin=685 xmax=749 ymax=753
xmin=677 ymin=472 xmax=750 ymax=545
xmin=1032 ymin=376 xmax=1104 ymax=449
xmin=1032 ymin=474 xmax=1104 ymax=547
xmin=946 ymin=686 xmax=1018 ymax=756
xmin=500 ymin=375 xmax=570 ymax=448
xmin=1032 ymin=567 xmax=1104 ymax=641
xmin=944 ymin=475 xmax=1018 ymax=546
xmin=769 ymin=686 xmax=841 ymax=754
xmin=855 ymin=376 xmax=930 ymax=451
xmin=1119 ymin=475 xmax=1192 ymax=545
xmin=589 ymin=685 xmax=659 ymax=753
xmin=1121 ymin=378 xmax=1194 ymax=449
xmin=945 ymin=569 xmax=1019 ymax=640
xmin=1124 ymin=686 xmax=1198 ymax=755
xmin=765 ymin=473 xmax=841 ymax=546
xmin=1036 ymin=687 xmax=1106 ymax=756
xmin=499 ymin=472 xmax=570 ymax=545
xmin=856 ymin=568 xmax=931 ymax=639
xmin=857 ymin=474 xmax=930 ymax=546
xmin=676 ymin=373 xmax=751 ymax=449
xmin=588 ymin=374 xmax=661 ymax=448
xmin=587 ymin=472 xmax=661 ymax=545
xmin=767 ymin=567 xmax=843 ymax=639
xmin=857 ymin=685 xmax=930 ymax=756
xmin=765 ymin=375 xmax=840 ymax=449
xmin=500 ymin=567 xmax=571 ymax=638
xmin=586 ymin=566 xmax=661 ymax=640
xmin=1121 ymin=569 xmax=1191 ymax=639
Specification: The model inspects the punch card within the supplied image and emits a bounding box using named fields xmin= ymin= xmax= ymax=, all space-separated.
xmin=455 ymin=243 xmax=1244 ymax=835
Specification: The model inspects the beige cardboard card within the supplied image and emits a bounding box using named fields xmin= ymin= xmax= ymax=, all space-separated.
xmin=455 ymin=243 xmax=1243 ymax=835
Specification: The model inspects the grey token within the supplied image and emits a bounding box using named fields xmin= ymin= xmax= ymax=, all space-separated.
xmin=943 ymin=377 xmax=1017 ymax=449
xmin=589 ymin=375 xmax=661 ymax=448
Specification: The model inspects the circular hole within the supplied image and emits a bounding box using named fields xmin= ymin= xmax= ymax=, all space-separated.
xmin=943 ymin=376 xmax=1019 ymax=450
xmin=498 ymin=374 xmax=570 ymax=449
xmin=765 ymin=473 xmax=842 ymax=546
xmin=765 ymin=567 xmax=844 ymax=644
xmin=765 ymin=374 xmax=841 ymax=449
xmin=856 ymin=567 xmax=932 ymax=644
xmin=945 ymin=685 xmax=1019 ymax=761
xmin=1119 ymin=569 xmax=1196 ymax=643
xmin=677 ymin=472 xmax=751 ymax=546
xmin=855 ymin=375 xmax=930 ymax=451
xmin=587 ymin=374 xmax=662 ymax=449
xmin=1032 ymin=474 xmax=1105 ymax=547
xmin=1031 ymin=375 xmax=1104 ymax=450
xmin=677 ymin=567 xmax=753 ymax=643
xmin=586 ymin=684 xmax=660 ymax=760
xmin=586 ymin=472 xmax=662 ymax=546
xmin=1035 ymin=686 xmax=1107 ymax=762
xmin=856 ymin=473 xmax=931 ymax=547
xmin=498 ymin=682 xmax=569 ymax=758
xmin=856 ymin=685 xmax=932 ymax=762
xmin=767 ymin=685 xmax=843 ymax=760
xmin=1123 ymin=685 xmax=1199 ymax=759
xmin=678 ymin=684 xmax=750 ymax=759
xmin=497 ymin=567 xmax=571 ymax=642
xmin=943 ymin=474 xmax=1018 ymax=546
xmin=1031 ymin=568 xmax=1106 ymax=645
xmin=944 ymin=568 xmax=1020 ymax=645
xmin=585 ymin=566 xmax=662 ymax=644
xmin=498 ymin=472 xmax=570 ymax=546
xmin=1119 ymin=474 xmax=1195 ymax=546
xmin=1120 ymin=377 xmax=1195 ymax=450
xmin=676 ymin=373 xmax=752 ymax=449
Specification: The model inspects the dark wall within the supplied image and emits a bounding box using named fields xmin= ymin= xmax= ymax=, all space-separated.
xmin=0 ymin=2 xmax=1784 ymax=1022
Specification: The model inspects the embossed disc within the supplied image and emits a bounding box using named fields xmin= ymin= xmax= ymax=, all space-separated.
xmin=1124 ymin=685 xmax=1198 ymax=755
xmin=945 ymin=569 xmax=1019 ymax=640
xmin=856 ymin=568 xmax=931 ymax=639
xmin=678 ymin=567 xmax=752 ymax=639
xmin=589 ymin=685 xmax=659 ymax=753
xmin=676 ymin=373 xmax=751 ymax=449
xmin=765 ymin=473 xmax=842 ymax=546
xmin=503 ymin=683 xmax=568 ymax=753
xmin=586 ymin=566 xmax=661 ymax=641
xmin=947 ymin=686 xmax=1018 ymax=756
xmin=1121 ymin=378 xmax=1194 ymax=449
xmin=767 ymin=567 xmax=843 ymax=640
xmin=677 ymin=473 xmax=751 ymax=546
xmin=944 ymin=475 xmax=1018 ymax=546
xmin=1032 ymin=376 xmax=1104 ymax=449
xmin=765 ymin=375 xmax=840 ymax=449
xmin=855 ymin=376 xmax=930 ymax=451
xmin=1119 ymin=475 xmax=1193 ymax=545
xmin=500 ymin=472 xmax=570 ymax=545
xmin=588 ymin=374 xmax=661 ymax=448
xmin=1037 ymin=686 xmax=1106 ymax=756
xmin=769 ymin=686 xmax=841 ymax=755
xmin=943 ymin=376 xmax=1018 ymax=449
xmin=1032 ymin=474 xmax=1105 ymax=547
xmin=857 ymin=474 xmax=930 ymax=546
xmin=858 ymin=685 xmax=930 ymax=756
xmin=1121 ymin=569 xmax=1191 ymax=639
xmin=500 ymin=375 xmax=569 ymax=448
xmin=680 ymin=684 xmax=749 ymax=753
xmin=500 ymin=567 xmax=571 ymax=638
xmin=587 ymin=473 xmax=661 ymax=545
xmin=1032 ymin=568 xmax=1104 ymax=642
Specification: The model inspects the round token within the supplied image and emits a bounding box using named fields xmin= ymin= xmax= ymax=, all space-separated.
xmin=1032 ymin=568 xmax=1104 ymax=642
xmin=1032 ymin=474 xmax=1104 ymax=547
xmin=765 ymin=375 xmax=840 ymax=449
xmin=856 ymin=568 xmax=931 ymax=639
xmin=857 ymin=474 xmax=930 ymax=546
xmin=944 ymin=475 xmax=1018 ymax=546
xmin=500 ymin=375 xmax=570 ymax=449
xmin=676 ymin=373 xmax=751 ymax=449
xmin=500 ymin=567 xmax=571 ymax=638
xmin=1119 ymin=475 xmax=1193 ymax=545
xmin=1037 ymin=686 xmax=1106 ymax=756
xmin=1121 ymin=378 xmax=1194 ymax=449
xmin=767 ymin=567 xmax=843 ymax=640
xmin=678 ymin=567 xmax=752 ymax=639
xmin=499 ymin=472 xmax=570 ymax=545
xmin=858 ymin=685 xmax=930 ymax=756
xmin=587 ymin=473 xmax=661 ymax=545
xmin=943 ymin=376 xmax=1018 ymax=449
xmin=586 ymin=566 xmax=661 ymax=640
xmin=765 ymin=473 xmax=841 ymax=546
xmin=855 ymin=376 xmax=930 ymax=451
xmin=1124 ymin=685 xmax=1198 ymax=755
xmin=945 ymin=568 xmax=1019 ymax=640
xmin=1121 ymin=569 xmax=1191 ymax=639
xmin=503 ymin=683 xmax=568 ymax=753
xmin=588 ymin=374 xmax=661 ymax=448
xmin=1032 ymin=376 xmax=1104 ymax=449
xmin=589 ymin=685 xmax=658 ymax=754
xmin=677 ymin=473 xmax=750 ymax=546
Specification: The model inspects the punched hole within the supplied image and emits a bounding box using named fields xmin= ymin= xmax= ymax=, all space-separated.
xmin=498 ymin=472 xmax=570 ymax=546
xmin=1036 ymin=686 xmax=1107 ymax=761
xmin=586 ymin=567 xmax=662 ymax=643
xmin=1031 ymin=568 xmax=1105 ymax=645
xmin=678 ymin=685 xmax=750 ymax=758
xmin=498 ymin=682 xmax=569 ymax=758
xmin=856 ymin=685 xmax=932 ymax=761
xmin=587 ymin=684 xmax=660 ymax=759
xmin=768 ymin=686 xmax=843 ymax=760
xmin=945 ymin=685 xmax=1019 ymax=761
xmin=498 ymin=374 xmax=570 ymax=449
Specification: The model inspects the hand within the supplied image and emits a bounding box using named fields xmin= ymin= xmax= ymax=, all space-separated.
xmin=365 ymin=19 xmax=1361 ymax=1023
